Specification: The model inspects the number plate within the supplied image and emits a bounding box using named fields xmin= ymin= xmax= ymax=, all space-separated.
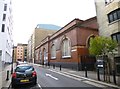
xmin=20 ymin=79 xmax=29 ymax=82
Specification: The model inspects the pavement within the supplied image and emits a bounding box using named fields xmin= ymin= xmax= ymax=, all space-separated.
xmin=33 ymin=63 xmax=120 ymax=89
xmin=1 ymin=63 xmax=16 ymax=89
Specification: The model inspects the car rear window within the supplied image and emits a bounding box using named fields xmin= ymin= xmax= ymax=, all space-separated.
xmin=15 ymin=66 xmax=34 ymax=72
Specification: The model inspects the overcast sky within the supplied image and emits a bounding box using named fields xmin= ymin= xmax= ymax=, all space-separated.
xmin=12 ymin=0 xmax=96 ymax=45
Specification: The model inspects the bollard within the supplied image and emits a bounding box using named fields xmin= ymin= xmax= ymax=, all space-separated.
xmin=6 ymin=70 xmax=9 ymax=81
xmin=85 ymin=66 xmax=87 ymax=77
xmin=54 ymin=65 xmax=55 ymax=69
xmin=53 ymin=65 xmax=55 ymax=69
xmin=113 ymin=70 xmax=116 ymax=84
xmin=49 ymin=64 xmax=50 ymax=68
xmin=103 ymin=68 xmax=105 ymax=81
xmin=60 ymin=65 xmax=61 ymax=71
xmin=97 ymin=68 xmax=100 ymax=81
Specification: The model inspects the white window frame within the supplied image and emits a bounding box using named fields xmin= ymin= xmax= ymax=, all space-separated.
xmin=51 ymin=44 xmax=56 ymax=59
xmin=105 ymin=0 xmax=113 ymax=4
xmin=35 ymin=51 xmax=38 ymax=60
xmin=61 ymin=38 xmax=71 ymax=58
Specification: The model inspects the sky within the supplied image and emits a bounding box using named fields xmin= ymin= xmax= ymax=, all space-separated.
xmin=12 ymin=0 xmax=96 ymax=46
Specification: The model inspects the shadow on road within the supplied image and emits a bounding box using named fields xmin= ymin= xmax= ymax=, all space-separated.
xmin=10 ymin=83 xmax=39 ymax=89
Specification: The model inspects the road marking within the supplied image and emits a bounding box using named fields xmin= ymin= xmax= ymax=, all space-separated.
xmin=45 ymin=73 xmax=59 ymax=80
xmin=69 ymin=71 xmax=76 ymax=73
xmin=34 ymin=64 xmax=120 ymax=89
xmin=83 ymin=81 xmax=106 ymax=88
xmin=38 ymin=83 xmax=42 ymax=89
xmin=48 ymin=69 xmax=83 ymax=81
xmin=48 ymin=69 xmax=118 ymax=88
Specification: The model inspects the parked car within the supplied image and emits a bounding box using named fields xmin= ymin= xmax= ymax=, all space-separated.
xmin=11 ymin=64 xmax=37 ymax=88
xmin=16 ymin=61 xmax=28 ymax=66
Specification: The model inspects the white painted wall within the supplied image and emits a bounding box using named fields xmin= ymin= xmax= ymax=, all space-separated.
xmin=0 ymin=0 xmax=13 ymax=88
xmin=0 ymin=0 xmax=13 ymax=63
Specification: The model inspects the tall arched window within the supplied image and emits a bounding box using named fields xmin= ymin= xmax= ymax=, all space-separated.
xmin=35 ymin=51 xmax=38 ymax=60
xmin=51 ymin=44 xmax=56 ymax=59
xmin=62 ymin=38 xmax=71 ymax=58
xmin=39 ymin=51 xmax=42 ymax=64
xmin=43 ymin=49 xmax=47 ymax=65
xmin=86 ymin=35 xmax=95 ymax=48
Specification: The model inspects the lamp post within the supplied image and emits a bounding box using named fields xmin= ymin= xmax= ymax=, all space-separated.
xmin=11 ymin=45 xmax=14 ymax=74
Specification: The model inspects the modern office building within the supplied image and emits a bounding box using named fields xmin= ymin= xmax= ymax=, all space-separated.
xmin=27 ymin=24 xmax=59 ymax=63
xmin=0 ymin=0 xmax=13 ymax=63
xmin=0 ymin=0 xmax=13 ymax=88
xmin=16 ymin=43 xmax=27 ymax=62
xmin=95 ymin=0 xmax=120 ymax=74
xmin=35 ymin=17 xmax=98 ymax=70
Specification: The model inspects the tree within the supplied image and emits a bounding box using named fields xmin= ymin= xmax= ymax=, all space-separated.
xmin=89 ymin=36 xmax=117 ymax=56
xmin=89 ymin=36 xmax=118 ymax=82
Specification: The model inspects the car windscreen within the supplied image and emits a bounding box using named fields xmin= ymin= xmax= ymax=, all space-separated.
xmin=15 ymin=66 xmax=34 ymax=72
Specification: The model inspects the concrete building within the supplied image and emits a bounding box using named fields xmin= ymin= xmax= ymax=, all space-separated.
xmin=35 ymin=17 xmax=98 ymax=70
xmin=95 ymin=0 xmax=120 ymax=74
xmin=28 ymin=36 xmax=32 ymax=63
xmin=27 ymin=25 xmax=59 ymax=63
xmin=16 ymin=44 xmax=27 ymax=62
xmin=0 ymin=0 xmax=13 ymax=88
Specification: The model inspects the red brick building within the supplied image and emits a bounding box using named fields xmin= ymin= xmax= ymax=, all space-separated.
xmin=35 ymin=17 xmax=98 ymax=70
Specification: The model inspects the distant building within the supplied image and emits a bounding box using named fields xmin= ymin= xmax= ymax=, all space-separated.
xmin=27 ymin=24 xmax=60 ymax=63
xmin=35 ymin=17 xmax=98 ymax=70
xmin=95 ymin=0 xmax=120 ymax=74
xmin=16 ymin=43 xmax=27 ymax=62
xmin=36 ymin=24 xmax=61 ymax=30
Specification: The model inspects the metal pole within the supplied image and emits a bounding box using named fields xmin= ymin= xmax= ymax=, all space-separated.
xmin=6 ymin=70 xmax=9 ymax=81
xmin=11 ymin=45 xmax=14 ymax=74
xmin=103 ymin=61 xmax=105 ymax=81
xmin=53 ymin=64 xmax=55 ymax=69
xmin=113 ymin=70 xmax=116 ymax=84
xmin=85 ymin=66 xmax=87 ymax=77
xmin=60 ymin=65 xmax=61 ymax=71
xmin=97 ymin=68 xmax=100 ymax=81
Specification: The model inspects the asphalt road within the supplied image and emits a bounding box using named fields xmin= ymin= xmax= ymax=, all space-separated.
xmin=35 ymin=65 xmax=100 ymax=88
xmin=9 ymin=64 xmax=118 ymax=89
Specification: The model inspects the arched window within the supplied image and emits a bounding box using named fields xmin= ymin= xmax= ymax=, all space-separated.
xmin=86 ymin=35 xmax=95 ymax=48
xmin=39 ymin=51 xmax=42 ymax=64
xmin=61 ymin=38 xmax=71 ymax=58
xmin=35 ymin=51 xmax=38 ymax=60
xmin=43 ymin=49 xmax=48 ymax=65
xmin=51 ymin=44 xmax=56 ymax=59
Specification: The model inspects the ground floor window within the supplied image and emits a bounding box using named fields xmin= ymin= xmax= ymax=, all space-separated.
xmin=61 ymin=38 xmax=71 ymax=58
xmin=111 ymin=32 xmax=120 ymax=43
xmin=51 ymin=44 xmax=56 ymax=59
xmin=35 ymin=51 xmax=38 ymax=60
xmin=39 ymin=51 xmax=42 ymax=63
xmin=43 ymin=49 xmax=48 ymax=64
